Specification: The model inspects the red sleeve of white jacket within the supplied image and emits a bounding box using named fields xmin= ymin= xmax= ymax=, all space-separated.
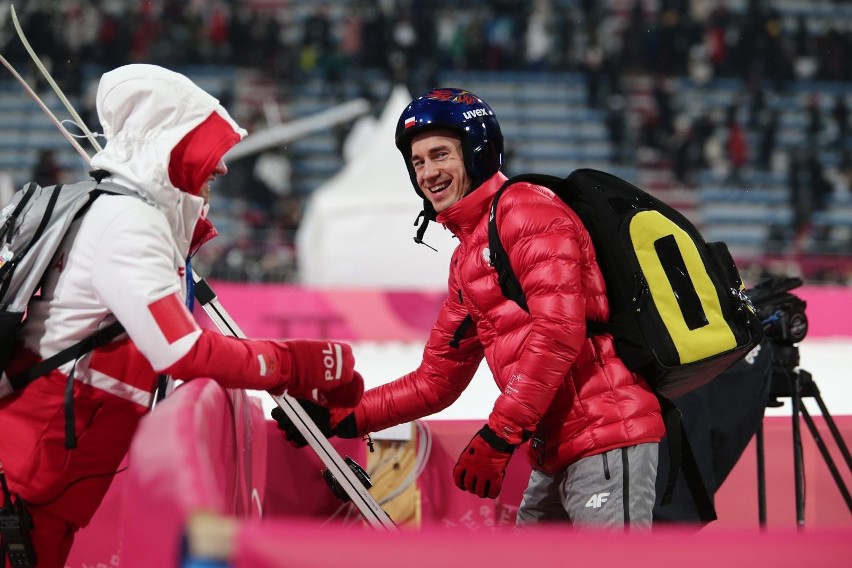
xmin=162 ymin=328 xmax=292 ymax=392
xmin=488 ymin=185 xmax=590 ymax=445
xmin=354 ymin=275 xmax=485 ymax=435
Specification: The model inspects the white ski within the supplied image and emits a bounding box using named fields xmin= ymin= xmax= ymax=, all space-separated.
xmin=191 ymin=273 xmax=398 ymax=531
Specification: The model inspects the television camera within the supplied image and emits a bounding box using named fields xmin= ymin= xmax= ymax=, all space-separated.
xmin=745 ymin=276 xmax=808 ymax=377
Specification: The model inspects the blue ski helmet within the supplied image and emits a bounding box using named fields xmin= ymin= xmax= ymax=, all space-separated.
xmin=395 ymin=88 xmax=504 ymax=215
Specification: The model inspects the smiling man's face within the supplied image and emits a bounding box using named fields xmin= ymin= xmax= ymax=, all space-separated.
xmin=410 ymin=129 xmax=471 ymax=214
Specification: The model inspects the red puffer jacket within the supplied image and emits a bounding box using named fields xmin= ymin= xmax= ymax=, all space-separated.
xmin=355 ymin=171 xmax=664 ymax=474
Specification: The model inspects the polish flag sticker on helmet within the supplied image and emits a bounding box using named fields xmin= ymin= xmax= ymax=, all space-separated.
xmin=404 ymin=116 xmax=416 ymax=128
xmin=148 ymin=292 xmax=199 ymax=344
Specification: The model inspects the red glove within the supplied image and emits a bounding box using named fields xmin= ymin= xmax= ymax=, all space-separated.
xmin=283 ymin=340 xmax=364 ymax=407
xmin=453 ymin=424 xmax=516 ymax=499
xmin=164 ymin=333 xmax=363 ymax=408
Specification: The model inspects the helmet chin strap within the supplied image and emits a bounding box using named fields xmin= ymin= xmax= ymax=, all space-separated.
xmin=412 ymin=178 xmax=479 ymax=252
xmin=413 ymin=207 xmax=438 ymax=252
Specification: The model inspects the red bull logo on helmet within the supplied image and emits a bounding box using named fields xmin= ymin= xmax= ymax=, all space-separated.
xmin=425 ymin=88 xmax=479 ymax=105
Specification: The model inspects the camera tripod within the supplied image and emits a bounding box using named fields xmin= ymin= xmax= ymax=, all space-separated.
xmin=755 ymin=345 xmax=852 ymax=527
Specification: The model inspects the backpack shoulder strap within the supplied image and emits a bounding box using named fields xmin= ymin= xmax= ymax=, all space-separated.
xmin=8 ymin=320 xmax=125 ymax=390
xmin=486 ymin=173 xmax=580 ymax=314
xmin=488 ymin=178 xmax=522 ymax=309
xmin=488 ymin=176 xmax=532 ymax=312
xmin=0 ymin=182 xmax=39 ymax=242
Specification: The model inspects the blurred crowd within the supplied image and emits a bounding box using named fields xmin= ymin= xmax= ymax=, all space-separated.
xmin=5 ymin=1 xmax=852 ymax=94
xmin=2 ymin=0 xmax=851 ymax=283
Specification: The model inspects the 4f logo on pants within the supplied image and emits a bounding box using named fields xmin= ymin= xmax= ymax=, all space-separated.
xmin=585 ymin=492 xmax=611 ymax=508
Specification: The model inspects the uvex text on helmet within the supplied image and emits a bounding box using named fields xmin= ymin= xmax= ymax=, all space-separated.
xmin=394 ymin=88 xmax=504 ymax=202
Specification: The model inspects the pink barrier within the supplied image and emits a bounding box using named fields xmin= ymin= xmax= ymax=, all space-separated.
xmin=262 ymin=421 xmax=367 ymax=520
xmin=198 ymin=282 xmax=852 ymax=341
xmin=797 ymin=285 xmax=852 ymax=337
xmin=66 ymin=380 xmax=267 ymax=568
xmin=67 ymin=403 xmax=851 ymax=566
xmin=265 ymin=416 xmax=852 ymax=530
xmin=229 ymin=520 xmax=852 ymax=568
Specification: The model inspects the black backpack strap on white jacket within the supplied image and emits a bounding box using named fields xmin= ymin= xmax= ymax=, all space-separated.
xmin=7 ymin=321 xmax=125 ymax=392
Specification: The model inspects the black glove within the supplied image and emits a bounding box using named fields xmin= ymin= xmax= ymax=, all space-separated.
xmin=271 ymin=399 xmax=358 ymax=448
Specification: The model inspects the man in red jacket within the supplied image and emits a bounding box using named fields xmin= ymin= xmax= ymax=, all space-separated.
xmin=276 ymin=88 xmax=664 ymax=529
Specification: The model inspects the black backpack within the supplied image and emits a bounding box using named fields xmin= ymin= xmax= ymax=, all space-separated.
xmin=486 ymin=169 xmax=765 ymax=521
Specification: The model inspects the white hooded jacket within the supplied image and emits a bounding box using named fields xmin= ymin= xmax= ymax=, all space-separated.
xmin=0 ymin=67 xmax=361 ymax=526
xmin=90 ymin=64 xmax=245 ymax=255
xmin=20 ymin=64 xmax=246 ymax=405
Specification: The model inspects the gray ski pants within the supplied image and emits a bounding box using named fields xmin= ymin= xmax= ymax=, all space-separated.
xmin=516 ymin=442 xmax=659 ymax=530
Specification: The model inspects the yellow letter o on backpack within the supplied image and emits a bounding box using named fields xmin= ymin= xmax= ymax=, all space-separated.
xmin=630 ymin=210 xmax=737 ymax=364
